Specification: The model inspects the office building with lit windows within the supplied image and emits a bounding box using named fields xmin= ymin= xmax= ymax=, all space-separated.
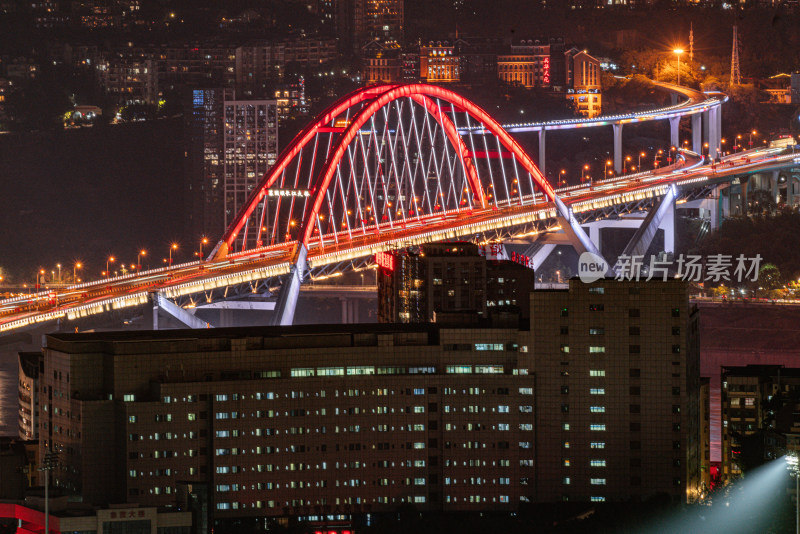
xmin=34 ymin=279 xmax=700 ymax=528
xmin=185 ymin=89 xmax=278 ymax=246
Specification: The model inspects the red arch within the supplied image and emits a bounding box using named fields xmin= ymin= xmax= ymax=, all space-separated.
xmin=215 ymin=84 xmax=399 ymax=258
xmin=299 ymin=84 xmax=556 ymax=247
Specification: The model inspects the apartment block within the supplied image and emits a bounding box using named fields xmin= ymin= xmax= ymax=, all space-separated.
xmin=35 ymin=279 xmax=700 ymax=527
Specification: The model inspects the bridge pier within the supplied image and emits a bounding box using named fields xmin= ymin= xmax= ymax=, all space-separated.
xmin=271 ymin=244 xmax=308 ymax=326
xmin=340 ymin=298 xmax=360 ymax=324
xmin=692 ymin=113 xmax=702 ymax=154
xmin=789 ymin=176 xmax=796 ymax=208
xmin=669 ymin=117 xmax=680 ymax=150
xmin=538 ymin=128 xmax=546 ymax=177
xmin=708 ymin=107 xmax=721 ymax=159
xmin=613 ymin=124 xmax=623 ymax=174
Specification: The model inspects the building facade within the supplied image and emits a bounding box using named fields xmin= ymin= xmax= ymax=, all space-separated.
xmin=497 ymin=41 xmax=551 ymax=88
xmin=419 ymin=43 xmax=460 ymax=83
xmin=18 ymin=352 xmax=39 ymax=440
xmin=185 ymin=89 xmax=278 ymax=247
xmin=565 ymin=49 xmax=602 ymax=117
xmin=721 ymin=365 xmax=800 ymax=481
xmin=96 ymin=56 xmax=158 ymax=105
xmin=35 ymin=279 xmax=700 ymax=523
xmin=377 ymin=243 xmax=535 ymax=323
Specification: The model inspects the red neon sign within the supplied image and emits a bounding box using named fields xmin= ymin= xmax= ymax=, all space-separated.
xmin=543 ymin=57 xmax=550 ymax=85
xmin=376 ymin=251 xmax=395 ymax=271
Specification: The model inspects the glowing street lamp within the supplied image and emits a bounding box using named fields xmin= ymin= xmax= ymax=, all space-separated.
xmin=137 ymin=249 xmax=146 ymax=270
xmin=199 ymin=237 xmax=209 ymax=260
xmin=559 ymin=169 xmax=567 ymax=187
xmin=56 ymin=264 xmax=61 ymax=283
xmin=749 ymin=129 xmax=757 ymax=148
xmin=169 ymin=243 xmax=178 ymax=265
xmin=736 ymin=134 xmax=742 ymax=152
xmin=581 ymin=164 xmax=590 ymax=183
xmin=604 ymin=159 xmax=612 ymax=178
xmin=624 ymin=155 xmax=632 ymax=174
xmin=638 ymin=151 xmax=646 ymax=170
xmin=73 ymin=262 xmax=82 ymax=283
xmin=673 ymin=48 xmax=684 ymax=86
xmin=106 ymin=256 xmax=115 ymax=277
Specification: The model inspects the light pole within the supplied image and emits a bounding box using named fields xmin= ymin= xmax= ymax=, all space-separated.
xmin=56 ymin=264 xmax=61 ymax=283
xmin=559 ymin=169 xmax=567 ymax=187
xmin=736 ymin=134 xmax=742 ymax=152
xmin=638 ymin=151 xmax=646 ymax=171
xmin=673 ymin=48 xmax=684 ymax=86
xmin=624 ymin=155 xmax=632 ymax=174
xmin=39 ymin=450 xmax=58 ymax=534
xmin=750 ymin=129 xmax=757 ymax=148
xmin=199 ymin=237 xmax=208 ymax=260
xmin=137 ymin=250 xmax=146 ymax=271
xmin=106 ymin=256 xmax=115 ymax=278
xmin=581 ymin=164 xmax=590 ymax=183
xmin=169 ymin=243 xmax=178 ymax=266
xmin=73 ymin=262 xmax=82 ymax=284
xmin=604 ymin=159 xmax=612 ymax=178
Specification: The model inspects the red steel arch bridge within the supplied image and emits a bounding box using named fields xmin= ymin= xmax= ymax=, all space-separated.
xmin=1 ymin=83 xmax=797 ymax=333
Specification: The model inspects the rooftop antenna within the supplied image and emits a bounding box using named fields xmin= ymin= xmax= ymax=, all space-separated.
xmin=689 ymin=23 xmax=694 ymax=65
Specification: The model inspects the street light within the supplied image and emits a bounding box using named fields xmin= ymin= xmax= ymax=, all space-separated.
xmin=604 ymin=159 xmax=612 ymax=178
xmin=137 ymin=250 xmax=146 ymax=271
xmin=56 ymin=264 xmax=61 ymax=283
xmin=73 ymin=262 xmax=82 ymax=283
xmin=638 ymin=151 xmax=646 ymax=170
xmin=673 ymin=48 xmax=684 ymax=86
xmin=39 ymin=451 xmax=58 ymax=534
xmin=750 ymin=129 xmax=757 ymax=148
xmin=736 ymin=134 xmax=743 ymax=152
xmin=624 ymin=155 xmax=632 ymax=174
xmin=581 ymin=164 xmax=590 ymax=183
xmin=199 ymin=237 xmax=209 ymax=260
xmin=559 ymin=169 xmax=567 ymax=187
xmin=106 ymin=256 xmax=115 ymax=277
xmin=168 ymin=243 xmax=178 ymax=265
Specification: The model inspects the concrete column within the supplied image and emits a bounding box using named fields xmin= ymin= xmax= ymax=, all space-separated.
xmin=708 ymin=108 xmax=719 ymax=159
xmin=710 ymin=186 xmax=720 ymax=231
xmin=613 ymin=123 xmax=623 ymax=174
xmin=152 ymin=299 xmax=159 ymax=330
xmin=538 ymin=128 xmax=546 ymax=177
xmin=692 ymin=113 xmax=702 ymax=154
xmin=715 ymin=104 xmax=723 ymax=154
xmin=772 ymin=171 xmax=779 ymax=204
xmin=340 ymin=298 xmax=348 ymax=324
xmin=588 ymin=224 xmax=601 ymax=252
xmin=352 ymin=299 xmax=359 ymax=323
xmin=740 ymin=176 xmax=749 ymax=215
xmin=702 ymin=110 xmax=710 ymax=148
xmin=660 ymin=201 xmax=675 ymax=253
xmin=669 ymin=116 xmax=681 ymax=149
xmin=789 ymin=176 xmax=795 ymax=208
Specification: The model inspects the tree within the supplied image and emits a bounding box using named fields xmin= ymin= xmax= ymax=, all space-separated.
xmin=758 ymin=263 xmax=782 ymax=291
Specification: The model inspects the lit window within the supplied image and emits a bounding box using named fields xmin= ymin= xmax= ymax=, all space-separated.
xmin=590 ymin=478 xmax=607 ymax=485
xmin=590 ymin=424 xmax=606 ymax=431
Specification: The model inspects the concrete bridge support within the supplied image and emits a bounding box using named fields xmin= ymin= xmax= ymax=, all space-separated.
xmin=271 ymin=244 xmax=308 ymax=326
xmin=692 ymin=113 xmax=702 ymax=154
xmin=340 ymin=298 xmax=360 ymax=324
xmin=669 ymin=116 xmax=681 ymax=150
xmin=613 ymin=124 xmax=623 ymax=174
xmin=538 ymin=128 xmax=546 ymax=177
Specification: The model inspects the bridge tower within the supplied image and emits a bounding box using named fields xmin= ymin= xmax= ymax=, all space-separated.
xmin=730 ymin=25 xmax=741 ymax=86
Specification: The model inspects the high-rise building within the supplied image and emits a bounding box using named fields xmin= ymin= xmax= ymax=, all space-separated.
xmin=354 ymin=0 xmax=404 ymax=44
xmin=377 ymin=243 xmax=535 ymax=323
xmin=531 ymin=279 xmax=701 ymax=503
xmin=18 ymin=353 xmax=39 ymax=440
xmin=720 ymin=365 xmax=800 ymax=481
xmin=564 ymin=48 xmax=602 ymax=117
xmin=33 ymin=279 xmax=701 ymax=521
xmin=185 ymin=89 xmax=278 ymax=247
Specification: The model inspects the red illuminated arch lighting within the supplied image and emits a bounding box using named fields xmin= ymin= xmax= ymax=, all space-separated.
xmin=216 ymin=83 xmax=556 ymax=258
xmin=215 ymin=84 xmax=399 ymax=259
xmin=298 ymin=84 xmax=556 ymax=248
